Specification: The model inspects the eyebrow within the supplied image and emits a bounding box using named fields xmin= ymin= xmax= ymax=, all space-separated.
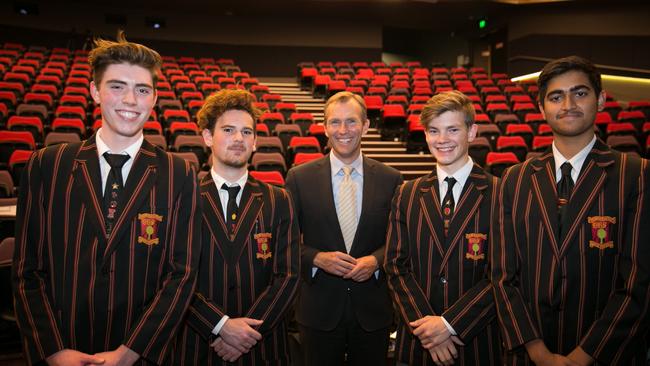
xmin=105 ymin=79 xmax=154 ymax=89
xmin=547 ymin=84 xmax=592 ymax=96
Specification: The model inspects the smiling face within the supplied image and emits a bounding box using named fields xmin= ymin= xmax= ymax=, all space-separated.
xmin=539 ymin=70 xmax=604 ymax=140
xmin=202 ymin=109 xmax=256 ymax=174
xmin=324 ymin=100 xmax=369 ymax=164
xmin=425 ymin=110 xmax=477 ymax=174
xmin=90 ymin=63 xmax=156 ymax=146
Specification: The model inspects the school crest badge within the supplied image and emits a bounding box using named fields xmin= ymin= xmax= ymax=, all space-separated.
xmin=137 ymin=213 xmax=163 ymax=245
xmin=465 ymin=233 xmax=487 ymax=261
xmin=254 ymin=232 xmax=273 ymax=260
xmin=587 ymin=216 xmax=616 ymax=250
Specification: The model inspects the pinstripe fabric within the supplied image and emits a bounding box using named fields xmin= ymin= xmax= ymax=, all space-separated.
xmin=170 ymin=174 xmax=300 ymax=365
xmin=385 ymin=164 xmax=502 ymax=365
xmin=285 ymin=155 xmax=403 ymax=333
xmin=12 ymin=136 xmax=201 ymax=365
xmin=492 ymin=139 xmax=650 ymax=365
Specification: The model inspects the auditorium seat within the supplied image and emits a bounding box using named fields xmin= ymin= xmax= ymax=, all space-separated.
xmin=307 ymin=124 xmax=328 ymax=150
xmin=505 ymin=124 xmax=534 ymax=148
xmin=256 ymin=123 xmax=270 ymax=137
xmin=44 ymin=131 xmax=81 ymax=146
xmin=173 ymin=135 xmax=208 ymax=166
xmin=468 ymin=137 xmax=491 ymax=167
xmin=628 ymin=101 xmax=650 ymax=121
xmin=406 ymin=114 xmax=426 ymax=153
xmin=250 ymin=170 xmax=285 ymax=186
xmin=275 ymin=124 xmax=302 ymax=151
xmin=532 ymin=136 xmax=553 ymax=152
xmin=0 ymin=131 xmax=35 ymax=167
xmin=288 ymin=136 xmax=321 ymax=165
xmin=259 ymin=112 xmax=285 ymax=133
xmin=52 ymin=117 xmax=86 ymax=138
xmin=275 ymin=102 xmax=297 ymax=122
xmin=617 ymin=110 xmax=646 ymax=132
xmin=494 ymin=113 xmax=520 ymax=133
xmin=381 ymin=104 xmax=407 ymax=141
xmin=251 ymin=152 xmax=287 ymax=175
xmin=497 ymin=136 xmax=528 ymax=162
xmin=485 ymin=152 xmax=519 ymax=177
xmin=606 ymin=122 xmax=637 ymax=138
xmin=293 ymin=152 xmax=324 ymax=167
xmin=168 ymin=121 xmax=199 ymax=145
xmin=171 ymin=152 xmax=200 ymax=170
xmin=603 ymin=101 xmax=622 ymax=121
xmin=537 ymin=124 xmax=553 ymax=136
xmin=607 ymin=135 xmax=640 ymax=154
xmin=477 ymin=124 xmax=501 ymax=150
xmin=0 ymin=170 xmax=14 ymax=198
xmin=9 ymin=150 xmax=33 ymax=185
xmin=8 ymin=115 xmax=44 ymax=143
xmin=256 ymin=136 xmax=284 ymax=155
xmin=290 ymin=113 xmax=315 ymax=135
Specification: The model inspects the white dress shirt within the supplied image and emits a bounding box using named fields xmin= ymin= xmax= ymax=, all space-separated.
xmin=552 ymin=135 xmax=596 ymax=184
xmin=96 ymin=128 xmax=143 ymax=195
xmin=330 ymin=152 xmax=364 ymax=221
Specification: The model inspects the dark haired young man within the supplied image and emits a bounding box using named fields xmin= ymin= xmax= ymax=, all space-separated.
xmin=13 ymin=33 xmax=200 ymax=365
xmin=492 ymin=55 xmax=650 ymax=365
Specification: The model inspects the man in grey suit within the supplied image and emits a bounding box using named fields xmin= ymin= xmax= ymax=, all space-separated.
xmin=286 ymin=91 xmax=403 ymax=366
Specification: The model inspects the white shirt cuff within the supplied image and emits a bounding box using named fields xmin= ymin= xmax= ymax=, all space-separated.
xmin=441 ymin=316 xmax=457 ymax=336
xmin=312 ymin=267 xmax=318 ymax=277
xmin=211 ymin=315 xmax=229 ymax=336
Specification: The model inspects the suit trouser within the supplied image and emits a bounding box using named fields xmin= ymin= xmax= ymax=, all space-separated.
xmin=299 ymin=293 xmax=389 ymax=366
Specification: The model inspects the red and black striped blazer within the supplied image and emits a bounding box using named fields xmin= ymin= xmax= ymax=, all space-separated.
xmin=492 ymin=139 xmax=650 ymax=365
xmin=170 ymin=174 xmax=299 ymax=365
xmin=385 ymin=164 xmax=502 ymax=366
xmin=12 ymin=136 xmax=201 ymax=365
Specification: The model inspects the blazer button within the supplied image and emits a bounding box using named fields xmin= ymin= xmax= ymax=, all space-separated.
xmin=440 ymin=277 xmax=447 ymax=285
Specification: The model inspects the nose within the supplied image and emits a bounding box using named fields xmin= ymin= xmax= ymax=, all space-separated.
xmin=336 ymin=121 xmax=349 ymax=134
xmin=561 ymin=94 xmax=576 ymax=110
xmin=122 ymin=87 xmax=137 ymax=105
xmin=232 ymin=130 xmax=244 ymax=141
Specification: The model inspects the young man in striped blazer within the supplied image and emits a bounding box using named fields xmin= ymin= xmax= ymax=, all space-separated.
xmin=171 ymin=89 xmax=300 ymax=365
xmin=13 ymin=34 xmax=201 ymax=365
xmin=385 ymin=90 xmax=502 ymax=365
xmin=492 ymin=56 xmax=650 ymax=365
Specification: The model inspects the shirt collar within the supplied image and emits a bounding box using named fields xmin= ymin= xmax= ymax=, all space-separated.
xmin=436 ymin=156 xmax=474 ymax=190
xmin=330 ymin=152 xmax=364 ymax=177
xmin=211 ymin=168 xmax=248 ymax=190
xmin=552 ymin=135 xmax=596 ymax=178
xmin=96 ymin=127 xmax=144 ymax=158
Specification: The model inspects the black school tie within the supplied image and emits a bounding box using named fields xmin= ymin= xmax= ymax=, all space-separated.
xmin=222 ymin=183 xmax=241 ymax=234
xmin=103 ymin=152 xmax=130 ymax=236
xmin=442 ymin=176 xmax=457 ymax=237
xmin=557 ymin=162 xmax=574 ymax=237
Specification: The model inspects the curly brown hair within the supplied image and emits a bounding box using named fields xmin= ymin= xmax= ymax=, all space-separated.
xmin=88 ymin=30 xmax=162 ymax=86
xmin=197 ymin=89 xmax=261 ymax=132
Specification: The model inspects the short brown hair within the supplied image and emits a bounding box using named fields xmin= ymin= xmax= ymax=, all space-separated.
xmin=420 ymin=90 xmax=475 ymax=129
xmin=197 ymin=89 xmax=261 ymax=132
xmin=324 ymin=91 xmax=367 ymax=123
xmin=88 ymin=31 xmax=162 ymax=86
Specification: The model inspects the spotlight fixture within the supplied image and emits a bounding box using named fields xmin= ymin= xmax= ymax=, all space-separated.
xmin=13 ymin=2 xmax=38 ymax=15
xmin=145 ymin=17 xmax=166 ymax=29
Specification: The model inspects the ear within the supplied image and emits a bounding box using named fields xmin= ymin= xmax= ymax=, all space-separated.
xmin=597 ymin=90 xmax=606 ymax=112
xmin=467 ymin=123 xmax=478 ymax=143
xmin=90 ymin=81 xmax=101 ymax=105
xmin=538 ymin=100 xmax=547 ymax=121
xmin=202 ymin=128 xmax=213 ymax=147
xmin=361 ymin=118 xmax=370 ymax=135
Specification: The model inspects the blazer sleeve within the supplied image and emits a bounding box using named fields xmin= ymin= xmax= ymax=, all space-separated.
xmin=184 ymin=254 xmax=228 ymax=340
xmin=579 ymin=158 xmax=650 ymax=364
xmin=12 ymin=148 xmax=66 ymax=362
xmin=491 ymin=166 xmax=540 ymax=350
xmin=285 ymin=168 xmax=319 ymax=282
xmin=246 ymin=188 xmax=300 ymax=334
xmin=443 ymin=176 xmax=499 ymax=342
xmin=123 ymin=160 xmax=201 ymax=364
xmin=384 ymin=182 xmax=436 ymax=326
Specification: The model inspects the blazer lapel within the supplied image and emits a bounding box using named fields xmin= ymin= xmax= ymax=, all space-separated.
xmin=103 ymin=139 xmax=159 ymax=259
xmin=557 ymin=140 xmax=614 ymax=257
xmin=72 ymin=136 xmax=107 ymax=245
xmin=229 ymin=176 xmax=264 ymax=264
xmin=200 ymin=173 xmax=229 ymax=260
xmin=530 ymin=150 xmax=561 ymax=259
xmin=439 ymin=165 xmax=487 ymax=271
xmin=418 ymin=170 xmax=445 ymax=257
